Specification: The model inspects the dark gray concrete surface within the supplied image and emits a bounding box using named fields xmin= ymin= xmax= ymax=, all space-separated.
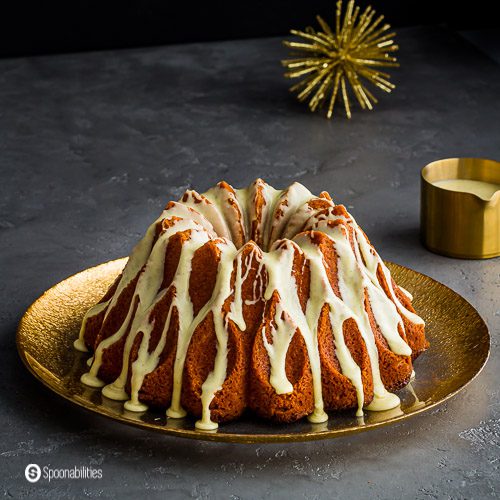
xmin=0 ymin=26 xmax=499 ymax=499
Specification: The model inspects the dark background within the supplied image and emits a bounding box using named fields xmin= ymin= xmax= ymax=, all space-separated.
xmin=0 ymin=0 xmax=496 ymax=58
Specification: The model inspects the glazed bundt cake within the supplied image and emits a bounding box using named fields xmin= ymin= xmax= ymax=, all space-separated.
xmin=75 ymin=179 xmax=428 ymax=430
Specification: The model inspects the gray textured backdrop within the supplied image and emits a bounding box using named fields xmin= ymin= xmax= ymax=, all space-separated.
xmin=0 ymin=26 xmax=499 ymax=499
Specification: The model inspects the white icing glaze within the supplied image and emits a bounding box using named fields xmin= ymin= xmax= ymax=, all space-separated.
xmin=74 ymin=299 xmax=111 ymax=352
xmin=234 ymin=187 xmax=250 ymax=237
xmin=78 ymin=179 xmax=425 ymax=429
xmin=204 ymin=183 xmax=246 ymax=248
xmin=268 ymin=182 xmax=314 ymax=245
xmin=281 ymin=200 xmax=319 ymax=240
xmin=399 ymin=286 xmax=413 ymax=301
xmin=258 ymin=181 xmax=283 ymax=251
xmin=365 ymin=391 xmax=401 ymax=411
xmin=406 ymin=382 xmax=425 ymax=410
xmin=180 ymin=190 xmax=232 ymax=240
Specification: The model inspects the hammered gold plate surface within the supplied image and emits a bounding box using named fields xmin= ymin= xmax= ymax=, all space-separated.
xmin=17 ymin=258 xmax=490 ymax=443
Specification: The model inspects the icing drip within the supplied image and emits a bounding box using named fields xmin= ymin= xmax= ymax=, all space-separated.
xmin=78 ymin=179 xmax=425 ymax=428
xmin=259 ymin=182 xmax=284 ymax=251
xmin=228 ymin=249 xmax=256 ymax=332
xmin=195 ymin=243 xmax=237 ymax=430
xmin=74 ymin=299 xmax=111 ymax=352
xmin=399 ymin=286 xmax=413 ymax=301
xmin=196 ymin=243 xmax=263 ymax=430
xmin=295 ymin=236 xmax=365 ymax=417
xmin=351 ymin=224 xmax=424 ymax=326
xmin=263 ymin=304 xmax=296 ymax=394
xmin=262 ymin=242 xmax=327 ymax=423
xmin=162 ymin=233 xmax=205 ymax=419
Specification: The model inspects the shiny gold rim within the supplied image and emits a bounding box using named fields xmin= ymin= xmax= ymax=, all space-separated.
xmin=17 ymin=258 xmax=490 ymax=443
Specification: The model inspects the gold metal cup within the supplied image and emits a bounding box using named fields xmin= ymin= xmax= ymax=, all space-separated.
xmin=421 ymin=158 xmax=500 ymax=259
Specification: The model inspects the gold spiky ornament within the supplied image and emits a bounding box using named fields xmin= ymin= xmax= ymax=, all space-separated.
xmin=282 ymin=0 xmax=399 ymax=119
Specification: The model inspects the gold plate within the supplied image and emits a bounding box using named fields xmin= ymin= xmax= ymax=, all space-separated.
xmin=17 ymin=258 xmax=490 ymax=443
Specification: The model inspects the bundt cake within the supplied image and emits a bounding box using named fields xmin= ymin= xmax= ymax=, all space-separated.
xmin=75 ymin=179 xmax=428 ymax=430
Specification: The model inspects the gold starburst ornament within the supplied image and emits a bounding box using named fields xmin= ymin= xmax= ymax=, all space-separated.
xmin=282 ymin=0 xmax=399 ymax=119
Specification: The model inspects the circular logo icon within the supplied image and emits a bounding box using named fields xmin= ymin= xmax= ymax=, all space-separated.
xmin=25 ymin=464 xmax=41 ymax=483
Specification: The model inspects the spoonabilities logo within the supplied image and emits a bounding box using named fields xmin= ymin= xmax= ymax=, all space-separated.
xmin=25 ymin=464 xmax=41 ymax=483
xmin=24 ymin=464 xmax=102 ymax=482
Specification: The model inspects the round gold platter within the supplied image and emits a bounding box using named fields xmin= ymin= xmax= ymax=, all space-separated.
xmin=17 ymin=258 xmax=490 ymax=443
